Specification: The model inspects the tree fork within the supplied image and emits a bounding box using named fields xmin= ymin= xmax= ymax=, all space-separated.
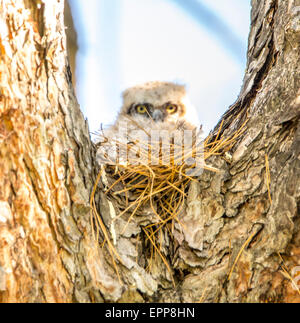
xmin=0 ymin=0 xmax=299 ymax=303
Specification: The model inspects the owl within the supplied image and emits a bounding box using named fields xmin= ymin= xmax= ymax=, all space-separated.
xmin=96 ymin=81 xmax=201 ymax=166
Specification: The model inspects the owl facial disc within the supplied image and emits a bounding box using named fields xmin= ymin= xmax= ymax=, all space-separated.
xmin=152 ymin=109 xmax=164 ymax=122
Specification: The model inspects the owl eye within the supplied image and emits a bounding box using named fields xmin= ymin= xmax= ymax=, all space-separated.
xmin=136 ymin=104 xmax=148 ymax=114
xmin=166 ymin=104 xmax=178 ymax=114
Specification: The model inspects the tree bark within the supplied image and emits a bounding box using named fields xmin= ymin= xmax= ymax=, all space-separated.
xmin=64 ymin=0 xmax=78 ymax=88
xmin=0 ymin=0 xmax=299 ymax=303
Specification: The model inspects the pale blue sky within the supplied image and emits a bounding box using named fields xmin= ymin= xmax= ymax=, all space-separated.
xmin=69 ymin=0 xmax=251 ymax=136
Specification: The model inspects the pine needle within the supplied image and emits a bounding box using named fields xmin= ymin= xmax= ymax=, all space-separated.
xmin=227 ymin=231 xmax=257 ymax=281
xmin=91 ymin=120 xmax=248 ymax=284
xmin=278 ymin=252 xmax=300 ymax=296
xmin=265 ymin=154 xmax=272 ymax=204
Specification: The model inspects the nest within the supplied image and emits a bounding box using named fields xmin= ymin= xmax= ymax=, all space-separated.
xmin=90 ymin=120 xmax=247 ymax=282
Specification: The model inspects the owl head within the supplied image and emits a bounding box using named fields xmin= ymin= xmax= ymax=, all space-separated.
xmin=120 ymin=81 xmax=188 ymax=124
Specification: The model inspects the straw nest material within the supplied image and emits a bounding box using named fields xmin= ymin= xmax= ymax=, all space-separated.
xmin=90 ymin=120 xmax=247 ymax=282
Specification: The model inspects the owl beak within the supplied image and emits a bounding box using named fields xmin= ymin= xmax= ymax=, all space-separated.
xmin=152 ymin=110 xmax=164 ymax=122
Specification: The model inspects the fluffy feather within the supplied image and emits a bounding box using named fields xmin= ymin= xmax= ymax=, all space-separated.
xmin=96 ymin=81 xmax=201 ymax=166
xmin=121 ymin=81 xmax=187 ymax=114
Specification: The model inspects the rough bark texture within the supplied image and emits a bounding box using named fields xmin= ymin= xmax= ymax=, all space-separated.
xmin=0 ymin=0 xmax=97 ymax=303
xmin=64 ymin=0 xmax=77 ymax=88
xmin=0 ymin=0 xmax=299 ymax=303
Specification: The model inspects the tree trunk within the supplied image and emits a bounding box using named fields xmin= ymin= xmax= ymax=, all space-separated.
xmin=64 ymin=0 xmax=78 ymax=88
xmin=0 ymin=0 xmax=299 ymax=303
